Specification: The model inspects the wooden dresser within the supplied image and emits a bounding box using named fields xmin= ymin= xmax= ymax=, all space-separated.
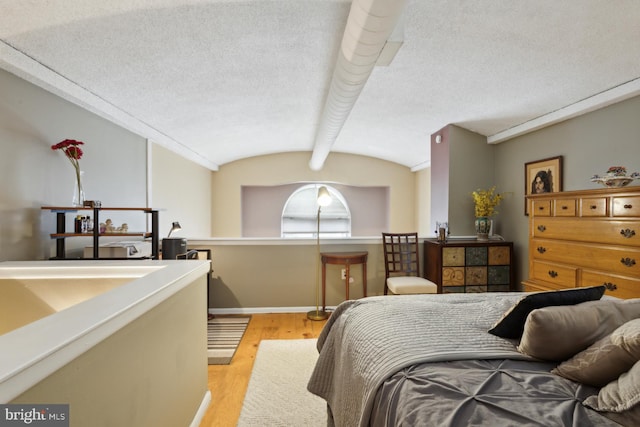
xmin=424 ymin=239 xmax=514 ymax=294
xmin=523 ymin=186 xmax=640 ymax=299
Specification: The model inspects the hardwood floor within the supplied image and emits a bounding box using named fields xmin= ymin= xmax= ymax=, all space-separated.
xmin=199 ymin=312 xmax=328 ymax=427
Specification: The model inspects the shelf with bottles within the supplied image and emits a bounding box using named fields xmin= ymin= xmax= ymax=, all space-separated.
xmin=41 ymin=206 xmax=159 ymax=259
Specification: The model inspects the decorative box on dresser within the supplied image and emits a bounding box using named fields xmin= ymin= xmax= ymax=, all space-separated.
xmin=423 ymin=239 xmax=514 ymax=294
xmin=523 ymin=186 xmax=640 ymax=299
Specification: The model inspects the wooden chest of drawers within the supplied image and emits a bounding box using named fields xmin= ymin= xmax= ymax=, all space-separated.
xmin=424 ymin=239 xmax=514 ymax=294
xmin=524 ymin=186 xmax=640 ymax=299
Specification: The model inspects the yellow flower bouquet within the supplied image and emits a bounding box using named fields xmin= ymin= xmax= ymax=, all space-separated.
xmin=472 ymin=186 xmax=503 ymax=217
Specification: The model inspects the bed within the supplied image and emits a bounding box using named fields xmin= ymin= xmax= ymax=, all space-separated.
xmin=307 ymin=287 xmax=640 ymax=427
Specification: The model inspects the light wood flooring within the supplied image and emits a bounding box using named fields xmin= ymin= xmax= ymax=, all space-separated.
xmin=199 ymin=312 xmax=328 ymax=427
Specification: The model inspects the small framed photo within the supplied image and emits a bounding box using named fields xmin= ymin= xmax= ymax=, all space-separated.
xmin=525 ymin=156 xmax=563 ymax=215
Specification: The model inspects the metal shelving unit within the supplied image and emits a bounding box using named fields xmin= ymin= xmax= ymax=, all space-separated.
xmin=41 ymin=206 xmax=159 ymax=259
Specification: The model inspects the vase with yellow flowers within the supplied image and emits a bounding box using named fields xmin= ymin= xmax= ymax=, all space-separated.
xmin=471 ymin=186 xmax=503 ymax=241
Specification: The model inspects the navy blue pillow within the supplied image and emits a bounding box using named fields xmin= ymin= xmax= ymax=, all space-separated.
xmin=488 ymin=286 xmax=606 ymax=339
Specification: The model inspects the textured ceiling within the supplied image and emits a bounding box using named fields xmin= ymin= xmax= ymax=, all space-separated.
xmin=1 ymin=0 xmax=639 ymax=171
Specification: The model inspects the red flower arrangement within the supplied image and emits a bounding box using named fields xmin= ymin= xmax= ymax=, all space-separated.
xmin=51 ymin=139 xmax=85 ymax=205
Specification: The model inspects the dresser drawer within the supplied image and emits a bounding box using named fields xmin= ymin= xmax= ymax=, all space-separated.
xmin=581 ymin=270 xmax=640 ymax=299
xmin=531 ymin=260 xmax=577 ymax=288
xmin=580 ymin=197 xmax=608 ymax=217
xmin=488 ymin=246 xmax=510 ymax=265
xmin=425 ymin=240 xmax=514 ymax=294
xmin=488 ymin=266 xmax=510 ymax=285
xmin=522 ymin=280 xmax=557 ymax=293
xmin=466 ymin=246 xmax=488 ymax=266
xmin=530 ymin=200 xmax=551 ymax=216
xmin=442 ymin=267 xmax=465 ymax=285
xmin=532 ymin=218 xmax=640 ymax=247
xmin=465 ymin=266 xmax=487 ymax=285
xmin=554 ymin=198 xmax=576 ymax=216
xmin=526 ymin=187 xmax=640 ymax=300
xmin=442 ymin=247 xmax=465 ymax=266
xmin=531 ymin=238 xmax=640 ymax=277
xmin=613 ymin=196 xmax=640 ymax=217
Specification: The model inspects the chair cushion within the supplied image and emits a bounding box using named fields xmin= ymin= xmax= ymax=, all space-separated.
xmin=387 ymin=276 xmax=438 ymax=294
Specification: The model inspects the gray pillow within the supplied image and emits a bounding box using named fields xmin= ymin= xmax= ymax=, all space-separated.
xmin=488 ymin=286 xmax=605 ymax=339
xmin=583 ymin=360 xmax=640 ymax=426
xmin=552 ymin=318 xmax=640 ymax=387
xmin=518 ymin=298 xmax=640 ymax=361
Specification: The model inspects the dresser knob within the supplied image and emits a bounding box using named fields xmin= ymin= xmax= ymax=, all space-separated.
xmin=537 ymin=247 xmax=546 ymax=254
xmin=602 ymin=282 xmax=618 ymax=291
xmin=624 ymin=204 xmax=633 ymax=209
xmin=537 ymin=225 xmax=546 ymax=232
xmin=620 ymin=229 xmax=636 ymax=238
xmin=621 ymin=257 xmax=636 ymax=267
xmin=561 ymin=205 xmax=568 ymax=210
xmin=590 ymin=205 xmax=597 ymax=210
xmin=548 ymin=270 xmax=558 ymax=278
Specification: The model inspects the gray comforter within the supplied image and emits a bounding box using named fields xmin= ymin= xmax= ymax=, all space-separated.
xmin=307 ymin=293 xmax=536 ymax=427
xmin=370 ymin=359 xmax=617 ymax=427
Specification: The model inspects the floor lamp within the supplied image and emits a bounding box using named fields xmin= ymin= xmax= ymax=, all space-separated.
xmin=307 ymin=186 xmax=332 ymax=321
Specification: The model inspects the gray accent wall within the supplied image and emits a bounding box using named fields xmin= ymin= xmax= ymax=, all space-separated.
xmin=494 ymin=95 xmax=640 ymax=288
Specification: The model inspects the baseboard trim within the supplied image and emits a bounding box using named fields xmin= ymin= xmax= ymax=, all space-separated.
xmin=209 ymin=306 xmax=337 ymax=315
xmin=190 ymin=390 xmax=211 ymax=427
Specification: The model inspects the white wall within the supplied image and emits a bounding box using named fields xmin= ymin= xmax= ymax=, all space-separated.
xmin=0 ymin=68 xmax=212 ymax=261
xmin=0 ymin=68 xmax=147 ymax=260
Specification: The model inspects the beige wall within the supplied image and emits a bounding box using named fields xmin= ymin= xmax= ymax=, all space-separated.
xmin=211 ymin=152 xmax=421 ymax=237
xmin=202 ymin=152 xmax=432 ymax=310
xmin=204 ymin=114 xmax=588 ymax=310
xmin=197 ymin=241 xmax=386 ymax=310
xmin=150 ymin=144 xmax=212 ymax=238
xmin=0 ymin=277 xmax=127 ymax=334
xmin=12 ymin=277 xmax=208 ymax=427
xmin=5 ymin=59 xmax=640 ymax=311
xmin=416 ymin=167 xmax=431 ymax=237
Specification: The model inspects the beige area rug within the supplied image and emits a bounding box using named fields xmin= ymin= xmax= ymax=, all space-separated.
xmin=237 ymin=339 xmax=326 ymax=426
xmin=207 ymin=316 xmax=250 ymax=365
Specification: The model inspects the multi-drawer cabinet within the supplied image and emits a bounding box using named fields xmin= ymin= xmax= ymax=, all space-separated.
xmin=523 ymin=186 xmax=640 ymax=299
xmin=423 ymin=239 xmax=514 ymax=293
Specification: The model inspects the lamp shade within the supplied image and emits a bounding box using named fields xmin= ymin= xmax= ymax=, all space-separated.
xmin=167 ymin=221 xmax=182 ymax=238
xmin=317 ymin=186 xmax=332 ymax=207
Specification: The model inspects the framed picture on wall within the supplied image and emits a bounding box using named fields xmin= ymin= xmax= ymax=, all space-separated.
xmin=525 ymin=156 xmax=563 ymax=215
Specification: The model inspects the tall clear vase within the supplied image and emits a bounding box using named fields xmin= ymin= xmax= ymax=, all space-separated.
xmin=72 ymin=170 xmax=85 ymax=207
